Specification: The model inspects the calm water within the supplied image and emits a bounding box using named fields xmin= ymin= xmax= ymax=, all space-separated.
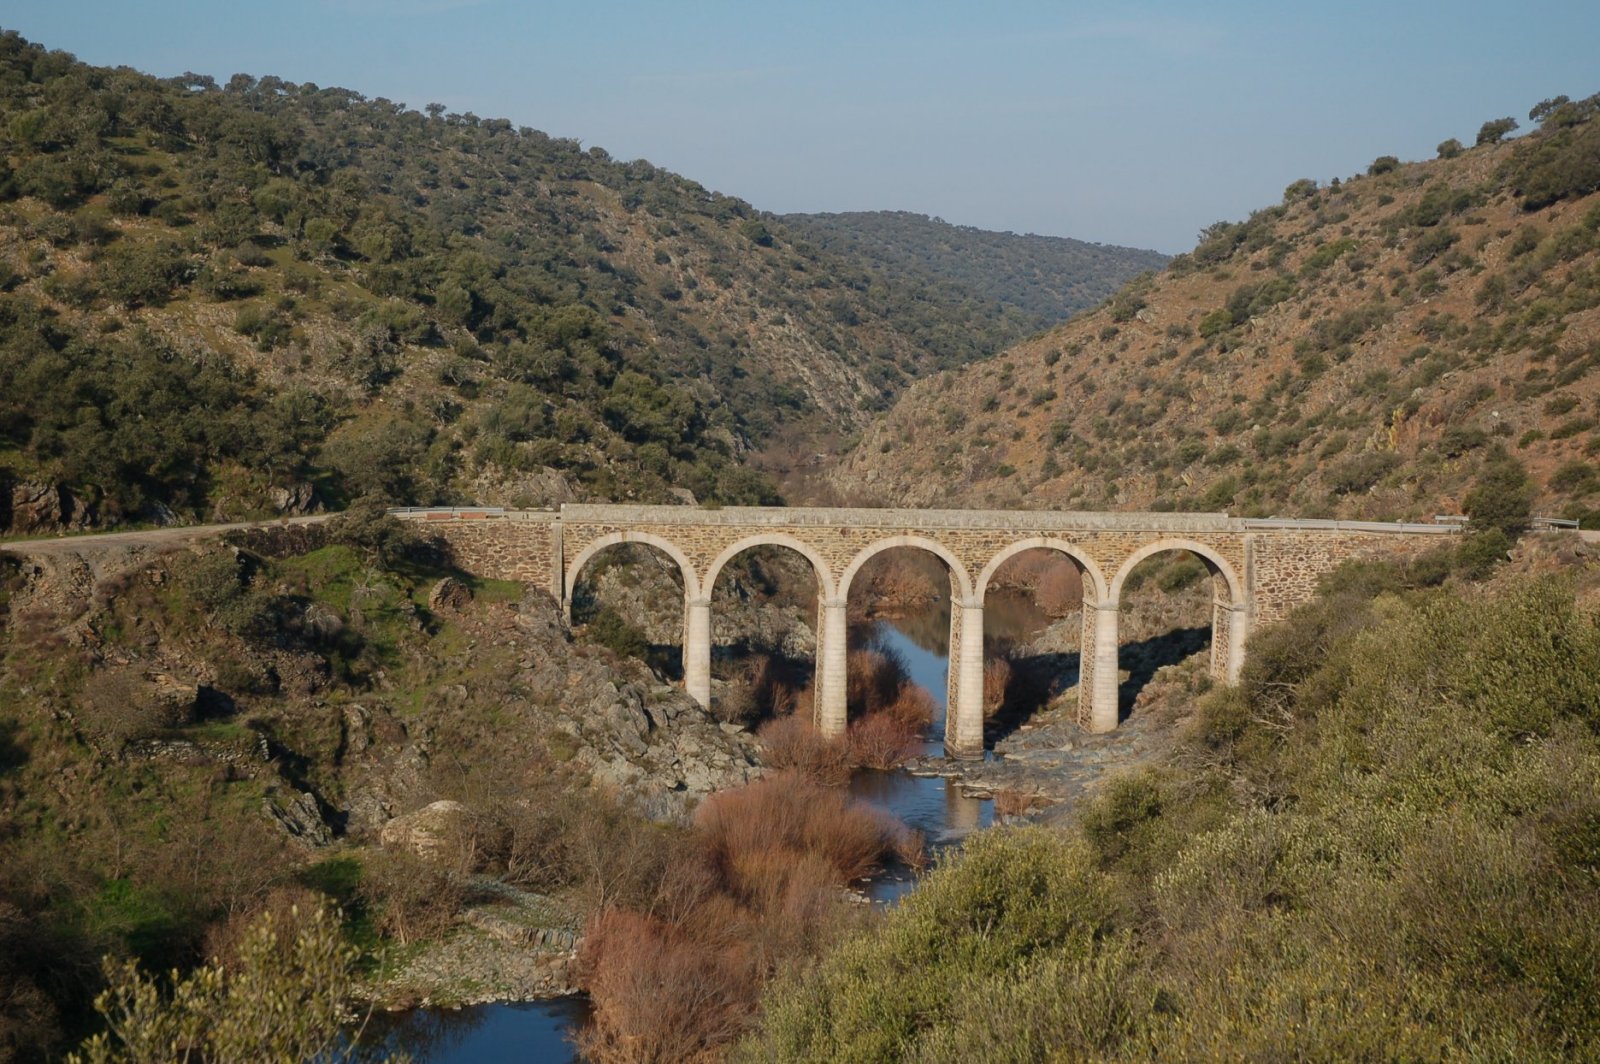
xmin=391 ymin=606 xmax=1049 ymax=1060
xmin=370 ymin=997 xmax=589 ymax=1063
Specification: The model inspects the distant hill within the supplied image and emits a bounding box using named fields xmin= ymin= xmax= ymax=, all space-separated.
xmin=781 ymin=210 xmax=1167 ymax=328
xmin=831 ymin=97 xmax=1600 ymax=527
xmin=0 ymin=31 xmax=1151 ymax=531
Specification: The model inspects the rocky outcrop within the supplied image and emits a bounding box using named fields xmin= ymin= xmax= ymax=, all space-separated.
xmin=6 ymin=481 xmax=93 ymax=534
xmin=268 ymin=482 xmax=323 ymax=516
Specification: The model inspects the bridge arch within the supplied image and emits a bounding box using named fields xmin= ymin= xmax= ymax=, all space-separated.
xmin=1109 ymin=537 xmax=1244 ymax=607
xmin=702 ymin=535 xmax=834 ymax=725
xmin=976 ymin=537 xmax=1109 ymax=605
xmin=703 ymin=533 xmax=836 ymax=603
xmin=838 ymin=535 xmax=974 ymax=605
xmin=564 ymin=530 xmax=701 ymax=607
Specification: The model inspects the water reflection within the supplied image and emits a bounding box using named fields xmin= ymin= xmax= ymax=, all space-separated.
xmin=368 ymin=997 xmax=590 ymax=1063
xmin=850 ymin=618 xmax=995 ymax=905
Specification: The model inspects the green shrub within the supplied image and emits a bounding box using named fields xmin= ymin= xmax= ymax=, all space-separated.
xmin=1476 ymin=116 xmax=1518 ymax=145
xmin=1463 ymin=447 xmax=1534 ymax=536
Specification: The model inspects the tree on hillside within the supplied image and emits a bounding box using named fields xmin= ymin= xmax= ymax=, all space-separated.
xmin=1463 ymin=446 xmax=1534 ymax=537
xmin=1476 ymin=116 xmax=1519 ymax=145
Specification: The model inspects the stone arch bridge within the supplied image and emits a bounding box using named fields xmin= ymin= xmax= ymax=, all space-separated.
xmin=394 ymin=504 xmax=1454 ymax=757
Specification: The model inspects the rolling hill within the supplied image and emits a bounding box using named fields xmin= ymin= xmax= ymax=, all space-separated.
xmin=0 ymin=30 xmax=1156 ymax=533
xmin=830 ymin=97 xmax=1600 ymax=527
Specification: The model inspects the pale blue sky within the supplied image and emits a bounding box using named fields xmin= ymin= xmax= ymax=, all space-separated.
xmin=4 ymin=2 xmax=1597 ymax=251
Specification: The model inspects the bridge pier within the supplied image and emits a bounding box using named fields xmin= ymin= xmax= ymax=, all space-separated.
xmin=684 ymin=598 xmax=713 ymax=709
xmin=1211 ymin=599 xmax=1249 ymax=684
xmin=1082 ymin=601 xmax=1120 ymax=733
xmin=947 ymin=599 xmax=987 ymax=759
xmin=816 ymin=599 xmax=850 ymax=739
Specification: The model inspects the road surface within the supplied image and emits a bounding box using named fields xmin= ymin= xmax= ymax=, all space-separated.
xmin=0 ymin=514 xmax=332 ymax=556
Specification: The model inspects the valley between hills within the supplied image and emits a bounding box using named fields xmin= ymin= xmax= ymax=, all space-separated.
xmin=2 ymin=25 xmax=1600 ymax=1064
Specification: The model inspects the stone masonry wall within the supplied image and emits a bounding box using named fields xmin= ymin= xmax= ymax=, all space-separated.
xmin=397 ymin=512 xmax=559 ymax=593
xmin=1247 ymin=529 xmax=1448 ymax=623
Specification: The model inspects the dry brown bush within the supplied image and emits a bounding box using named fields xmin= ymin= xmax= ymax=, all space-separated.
xmin=880 ymin=682 xmax=936 ymax=732
xmin=851 ymin=552 xmax=947 ymax=616
xmin=994 ymin=788 xmax=1045 ymax=820
xmin=0 ymin=900 xmax=63 ymax=1063
xmin=1036 ymin=563 xmax=1084 ymax=616
xmin=358 ymin=848 xmax=471 ymax=947
xmin=847 ymin=647 xmax=906 ymax=716
xmin=73 ymin=668 xmax=194 ymax=748
xmin=200 ymin=884 xmax=325 ymax=966
xmin=847 ymin=713 xmax=922 ymax=771
xmin=578 ymin=773 xmax=915 ymax=1063
xmin=696 ymin=771 xmax=919 ymax=891
xmin=578 ymin=907 xmax=757 ymax=1064
xmin=757 ymin=714 xmax=851 ymax=786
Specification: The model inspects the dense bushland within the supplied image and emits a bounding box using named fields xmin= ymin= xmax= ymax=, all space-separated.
xmin=0 ymin=31 xmax=1162 ymax=529
xmin=779 ymin=211 xmax=1166 ymax=327
xmin=745 ymin=555 xmax=1600 ymax=1059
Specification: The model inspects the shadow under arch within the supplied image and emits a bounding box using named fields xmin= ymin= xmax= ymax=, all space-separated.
xmin=703 ymin=537 xmax=831 ymax=725
xmin=1106 ymin=537 xmax=1247 ymax=721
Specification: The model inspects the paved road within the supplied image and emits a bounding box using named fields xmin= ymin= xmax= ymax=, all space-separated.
xmin=1583 ymin=530 xmax=1600 ymax=545
xmin=0 ymin=514 xmax=332 ymax=555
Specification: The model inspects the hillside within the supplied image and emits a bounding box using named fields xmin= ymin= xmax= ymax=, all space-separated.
xmin=830 ymin=98 xmax=1600 ymax=526
xmin=779 ymin=210 xmax=1166 ymax=332
xmin=0 ymin=31 xmax=1142 ymax=533
xmin=748 ymin=545 xmax=1600 ymax=1059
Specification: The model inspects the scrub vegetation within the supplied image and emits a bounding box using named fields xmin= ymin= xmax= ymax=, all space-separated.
xmin=744 ymin=552 xmax=1600 ymax=1060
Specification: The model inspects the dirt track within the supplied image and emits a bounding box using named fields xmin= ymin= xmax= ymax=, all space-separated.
xmin=0 ymin=514 xmax=332 ymax=556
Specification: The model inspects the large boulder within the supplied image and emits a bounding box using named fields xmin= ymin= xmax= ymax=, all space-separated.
xmin=380 ymin=799 xmax=475 ymax=862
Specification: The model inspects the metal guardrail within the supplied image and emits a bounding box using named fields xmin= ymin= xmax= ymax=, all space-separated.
xmin=1239 ymin=518 xmax=1460 ymax=534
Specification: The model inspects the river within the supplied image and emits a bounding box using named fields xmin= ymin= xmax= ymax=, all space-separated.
xmin=383 ymin=596 xmax=1056 ymax=1061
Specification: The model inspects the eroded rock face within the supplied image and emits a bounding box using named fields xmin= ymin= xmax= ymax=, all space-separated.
xmin=268 ymin=482 xmax=323 ymax=516
xmin=7 ymin=481 xmax=93 ymax=534
xmin=266 ymin=788 xmax=333 ymax=847
xmin=428 ymin=577 xmax=473 ymax=614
